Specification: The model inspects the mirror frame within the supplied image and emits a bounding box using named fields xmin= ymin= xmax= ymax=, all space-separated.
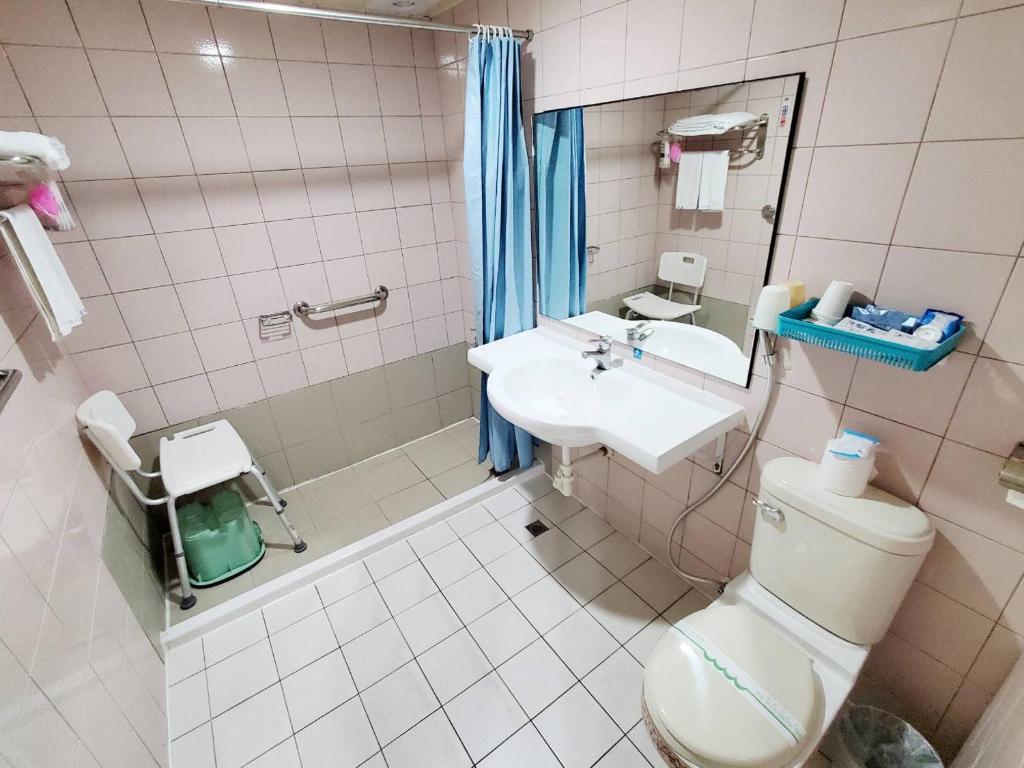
xmin=531 ymin=72 xmax=806 ymax=390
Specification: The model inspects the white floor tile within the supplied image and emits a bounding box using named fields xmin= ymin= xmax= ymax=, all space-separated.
xmin=477 ymin=723 xmax=561 ymax=768
xmin=444 ymin=672 xmax=528 ymax=762
xmin=271 ymin=610 xmax=339 ymax=678
xmin=534 ymin=683 xmax=622 ymax=768
xmin=166 ymin=639 xmax=204 ymax=686
xmin=532 ymin=490 xmax=584 ymax=523
xmin=212 ymin=684 xmax=292 ymax=768
xmin=324 ymin=585 xmax=390 ymax=645
xmin=462 ymin=522 xmax=520 ymax=564
xmin=168 ymin=670 xmax=210 ymax=740
xmin=316 ymin=563 xmax=373 ymax=606
xmin=625 ymin=617 xmax=671 ymax=667
xmin=364 ymin=541 xmax=417 ymax=580
xmin=342 ymin=620 xmax=413 ymax=690
xmin=207 ymin=639 xmax=279 ymax=716
xmin=294 ymin=697 xmax=379 ymax=768
xmin=497 ymin=639 xmax=576 ymax=718
xmin=544 ymin=609 xmax=620 ymax=677
xmin=377 ymin=561 xmax=438 ymax=614
xmin=512 ymin=576 xmax=579 ymax=634
xmin=361 ymin=454 xmax=426 ymax=500
xmin=422 ymin=541 xmax=479 ymax=588
xmin=404 ymin=433 xmax=469 ymax=477
xmin=627 ymin=720 xmax=662 ymax=766
xmin=480 ymin=488 xmax=530 ymax=518
xmin=394 ymin=592 xmax=463 ymax=655
xmin=281 ymin=649 xmax=356 ymax=731
xmin=442 ymin=568 xmax=506 ymax=624
xmin=408 ymin=521 xmax=457 ymax=558
xmin=622 ymin=559 xmax=690 ymax=612
xmin=203 ymin=610 xmax=267 ymax=666
xmin=587 ymin=533 xmax=649 ymax=578
xmin=360 ymin=755 xmax=386 ymax=768
xmin=594 ymin=736 xmax=651 ymax=767
xmin=586 ymin=583 xmax=658 ymax=643
xmin=417 ymin=628 xmax=492 ymax=703
xmin=498 ymin=505 xmax=555 ymax=544
xmin=262 ymin=584 xmax=323 ymax=635
xmin=360 ymin=661 xmax=439 ymax=745
xmin=559 ymin=508 xmax=614 ymax=549
xmin=383 ymin=710 xmax=471 ymax=768
xmin=170 ymin=721 xmax=214 ymax=768
xmin=246 ymin=738 xmax=301 ymax=768
xmin=517 ymin=472 xmax=554 ymax=501
xmin=524 ymin=528 xmax=583 ymax=572
xmin=486 ymin=547 xmax=548 ymax=596
xmin=468 ymin=601 xmax=539 ymax=666
xmin=583 ymin=648 xmax=645 ymax=730
xmin=552 ymin=553 xmax=617 ymax=605
xmin=663 ymin=589 xmax=713 ymax=623
xmin=447 ymin=503 xmax=494 ymax=536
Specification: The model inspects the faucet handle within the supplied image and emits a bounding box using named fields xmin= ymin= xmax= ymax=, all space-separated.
xmin=588 ymin=335 xmax=612 ymax=349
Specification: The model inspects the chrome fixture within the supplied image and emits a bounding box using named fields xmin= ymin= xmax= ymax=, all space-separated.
xmin=626 ymin=321 xmax=653 ymax=342
xmin=581 ymin=336 xmax=622 ymax=376
xmin=752 ymin=497 xmax=785 ymax=524
xmin=258 ymin=310 xmax=292 ymax=329
xmin=655 ymin=112 xmax=770 ymax=161
xmin=0 ymin=369 xmax=21 ymax=415
xmin=585 ymin=245 xmax=600 ymax=264
xmin=293 ymin=285 xmax=389 ymax=317
xmin=1000 ymin=442 xmax=1024 ymax=494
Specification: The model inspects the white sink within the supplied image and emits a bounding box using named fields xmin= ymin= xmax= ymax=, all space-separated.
xmin=468 ymin=328 xmax=745 ymax=474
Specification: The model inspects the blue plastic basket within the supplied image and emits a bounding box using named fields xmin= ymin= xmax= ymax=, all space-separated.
xmin=777 ymin=299 xmax=963 ymax=372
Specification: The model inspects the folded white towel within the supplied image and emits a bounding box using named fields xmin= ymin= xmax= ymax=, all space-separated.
xmin=0 ymin=131 xmax=70 ymax=171
xmin=0 ymin=206 xmax=86 ymax=340
xmin=675 ymin=151 xmax=702 ymax=210
xmin=668 ymin=112 xmax=758 ymax=137
xmin=698 ymin=150 xmax=729 ymax=212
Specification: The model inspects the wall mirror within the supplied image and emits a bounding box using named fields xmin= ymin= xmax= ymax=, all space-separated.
xmin=534 ymin=74 xmax=803 ymax=386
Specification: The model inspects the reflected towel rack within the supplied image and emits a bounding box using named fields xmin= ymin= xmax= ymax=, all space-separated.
xmin=0 ymin=154 xmax=45 ymax=167
xmin=0 ymin=369 xmax=21 ymax=415
xmin=293 ymin=285 xmax=388 ymax=317
xmin=656 ymin=113 xmax=770 ymax=161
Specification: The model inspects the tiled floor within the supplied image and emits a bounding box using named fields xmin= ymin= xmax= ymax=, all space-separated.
xmin=166 ymin=473 xmax=720 ymax=768
xmin=169 ymin=418 xmax=491 ymax=624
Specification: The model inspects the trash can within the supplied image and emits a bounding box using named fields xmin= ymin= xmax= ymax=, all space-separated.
xmin=831 ymin=705 xmax=943 ymax=768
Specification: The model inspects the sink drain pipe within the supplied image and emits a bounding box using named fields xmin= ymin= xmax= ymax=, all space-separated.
xmin=553 ymin=444 xmax=611 ymax=496
xmin=667 ymin=329 xmax=779 ymax=592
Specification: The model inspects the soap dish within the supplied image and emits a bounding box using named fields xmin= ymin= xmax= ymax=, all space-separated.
xmin=777 ymin=299 xmax=963 ymax=372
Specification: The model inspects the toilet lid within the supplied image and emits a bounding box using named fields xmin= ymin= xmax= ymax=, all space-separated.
xmin=643 ymin=605 xmax=819 ymax=768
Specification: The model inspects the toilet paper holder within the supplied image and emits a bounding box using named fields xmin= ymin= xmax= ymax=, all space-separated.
xmin=999 ymin=442 xmax=1024 ymax=494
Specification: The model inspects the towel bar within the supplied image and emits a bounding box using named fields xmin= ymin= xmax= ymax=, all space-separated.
xmin=293 ymin=285 xmax=388 ymax=317
xmin=0 ymin=369 xmax=21 ymax=415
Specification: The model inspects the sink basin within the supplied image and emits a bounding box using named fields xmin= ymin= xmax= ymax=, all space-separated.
xmin=468 ymin=328 xmax=745 ymax=474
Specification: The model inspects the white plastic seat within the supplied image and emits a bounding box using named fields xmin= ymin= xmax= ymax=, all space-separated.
xmin=624 ymin=251 xmax=706 ymax=323
xmin=77 ymin=391 xmax=306 ymax=610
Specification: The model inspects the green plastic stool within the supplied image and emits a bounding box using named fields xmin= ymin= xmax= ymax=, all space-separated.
xmin=179 ymin=490 xmax=265 ymax=587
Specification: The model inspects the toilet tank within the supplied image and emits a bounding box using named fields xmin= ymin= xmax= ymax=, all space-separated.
xmin=751 ymin=457 xmax=934 ymax=645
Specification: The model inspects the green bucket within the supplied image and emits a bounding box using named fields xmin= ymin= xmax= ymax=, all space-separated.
xmin=179 ymin=490 xmax=265 ymax=587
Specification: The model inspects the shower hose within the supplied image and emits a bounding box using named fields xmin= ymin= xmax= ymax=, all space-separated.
xmin=666 ymin=330 xmax=778 ymax=592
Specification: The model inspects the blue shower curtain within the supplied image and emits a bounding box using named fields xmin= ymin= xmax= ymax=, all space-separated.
xmin=535 ymin=108 xmax=587 ymax=319
xmin=464 ymin=33 xmax=534 ymax=473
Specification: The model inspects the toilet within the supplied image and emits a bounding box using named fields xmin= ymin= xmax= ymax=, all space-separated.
xmin=642 ymin=456 xmax=935 ymax=768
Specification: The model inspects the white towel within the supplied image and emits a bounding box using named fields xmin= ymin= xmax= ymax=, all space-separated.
xmin=668 ymin=112 xmax=758 ymax=137
xmin=675 ymin=151 xmax=702 ymax=210
xmin=698 ymin=150 xmax=729 ymax=212
xmin=0 ymin=206 xmax=86 ymax=340
xmin=0 ymin=131 xmax=70 ymax=171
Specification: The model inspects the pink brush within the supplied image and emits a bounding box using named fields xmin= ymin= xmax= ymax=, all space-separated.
xmin=669 ymin=143 xmax=683 ymax=163
xmin=27 ymin=182 xmax=74 ymax=231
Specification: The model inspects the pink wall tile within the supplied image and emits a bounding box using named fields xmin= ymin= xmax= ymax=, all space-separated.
xmin=158 ymin=229 xmax=226 ymax=283
xmin=412 ymin=316 xmax=448 ymax=353
xmin=331 ymin=64 xmax=381 ymax=116
xmin=115 ymin=285 xmax=188 ymax=340
xmin=982 ymin=260 xmax=1024 ymax=365
xmin=176 ymin=277 xmax=241 ymax=329
xmin=253 ymin=170 xmax=311 ymax=220
xmin=68 ymin=0 xmax=153 ymax=50
xmin=379 ymin=324 xmax=417 ymax=363
xmin=759 ymin=383 xmax=843 ymax=460
xmin=230 ymin=270 xmax=287 ymax=318
xmin=839 ymin=0 xmax=958 ymax=38
xmin=357 ymin=209 xmax=402 ymax=254
xmin=341 ymin=332 xmax=384 ymax=373
xmin=136 ymin=176 xmax=210 ymax=233
xmin=679 ymin=0 xmax=754 ymax=70
xmin=64 ymin=295 xmax=131 ymax=353
xmin=301 ymin=341 xmax=348 ymax=385
xmin=279 ymin=61 xmax=335 ymax=117
xmin=155 ymin=374 xmax=218 ymax=423
xmin=179 ymin=117 xmax=251 ymax=174
xmin=159 ymin=53 xmax=234 ymax=116
xmin=0 ymin=0 xmax=81 ymax=47
xmin=256 ymin=351 xmax=308 ymax=396
xmin=382 ymin=117 xmax=427 ymax=163
xmin=119 ymin=386 xmax=168 ymax=432
xmin=323 ymin=23 xmax=372 ymax=65
xmin=292 ymin=118 xmax=347 ymax=168
xmin=198 ymin=173 xmax=264 ymax=226
xmin=542 ymin=21 xmax=581 ymax=94
xmin=208 ymin=362 xmax=266 ymax=410
xmin=340 ymin=117 xmax=389 ymax=165
xmin=787 ymin=236 xmax=886 ymax=299
xmin=71 ymin=344 xmax=150 ymax=394
xmin=89 ymin=50 xmax=174 ymax=117
xmin=92 ymin=235 xmax=171 ymax=292
xmin=349 ymin=165 xmax=396 ymax=212
xmin=304 ymin=168 xmax=355 ymax=216
xmin=239 ymin=117 xmax=300 ymax=170
xmin=65 ymin=180 xmax=153 ymax=240
xmin=113 ymin=117 xmax=194 ymax=177
xmin=376 ymin=67 xmax=421 ymax=116
xmin=268 ymin=15 xmax=325 ymax=62
xmin=947 ymin=358 xmax=1024 ymax=457
xmin=140 ymin=0 xmax=217 ymax=55
xmin=324 ymin=256 xmax=370 ymax=301
xmin=215 ymin=224 xmax=276 ymax=275
xmin=55 ymin=243 xmax=109 ymax=297
xmin=315 ymin=214 xmax=364 ymax=260
xmin=136 ymin=331 xmax=204 ymax=384
xmin=748 ymin=0 xmax=843 ymax=57
xmin=369 ymin=27 xmax=415 ymax=67
xmin=267 ymin=218 xmax=322 ymax=267
xmin=397 ymin=205 xmax=436 ymax=248
xmin=6 ymin=46 xmax=105 ymax=116
xmin=223 ymin=56 xmax=288 ymax=117
xmin=210 ymin=7 xmax=275 ymax=58
xmin=36 ymin=117 xmax=129 ymax=181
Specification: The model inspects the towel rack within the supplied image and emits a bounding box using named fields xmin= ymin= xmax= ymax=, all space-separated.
xmin=293 ymin=285 xmax=388 ymax=317
xmin=0 ymin=369 xmax=21 ymax=415
xmin=656 ymin=113 xmax=770 ymax=161
xmin=0 ymin=154 xmax=44 ymax=167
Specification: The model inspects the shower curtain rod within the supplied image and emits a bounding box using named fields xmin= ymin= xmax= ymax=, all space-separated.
xmin=163 ymin=0 xmax=533 ymax=40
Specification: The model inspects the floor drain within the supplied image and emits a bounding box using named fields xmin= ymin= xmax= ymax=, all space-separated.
xmin=525 ymin=520 xmax=549 ymax=537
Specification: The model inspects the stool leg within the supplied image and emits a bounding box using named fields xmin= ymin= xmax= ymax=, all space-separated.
xmin=249 ymin=465 xmax=307 ymax=553
xmin=167 ymin=496 xmax=196 ymax=610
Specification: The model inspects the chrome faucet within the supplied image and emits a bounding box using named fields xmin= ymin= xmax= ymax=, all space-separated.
xmin=581 ymin=336 xmax=622 ymax=376
xmin=626 ymin=321 xmax=653 ymax=342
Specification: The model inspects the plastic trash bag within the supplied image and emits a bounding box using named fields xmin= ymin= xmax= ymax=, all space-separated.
xmin=838 ymin=705 xmax=943 ymax=768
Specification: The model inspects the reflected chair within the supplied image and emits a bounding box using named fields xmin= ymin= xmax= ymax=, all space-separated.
xmin=623 ymin=251 xmax=706 ymax=323
xmin=76 ymin=390 xmax=305 ymax=610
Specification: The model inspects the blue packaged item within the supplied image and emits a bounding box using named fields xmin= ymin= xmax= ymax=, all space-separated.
xmin=851 ymin=304 xmax=920 ymax=333
xmin=914 ymin=309 xmax=963 ymax=343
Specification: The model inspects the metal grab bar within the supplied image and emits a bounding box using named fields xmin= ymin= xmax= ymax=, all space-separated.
xmin=293 ymin=285 xmax=388 ymax=317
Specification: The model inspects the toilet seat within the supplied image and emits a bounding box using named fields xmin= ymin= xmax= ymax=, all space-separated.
xmin=643 ymin=604 xmax=821 ymax=768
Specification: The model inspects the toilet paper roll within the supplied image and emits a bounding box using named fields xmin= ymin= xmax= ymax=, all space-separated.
xmin=818 ymin=450 xmax=875 ymax=497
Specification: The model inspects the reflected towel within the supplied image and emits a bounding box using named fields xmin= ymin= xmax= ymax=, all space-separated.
xmin=668 ymin=112 xmax=758 ymax=136
xmin=698 ymin=150 xmax=729 ymax=212
xmin=0 ymin=131 xmax=70 ymax=170
xmin=675 ymin=151 xmax=702 ymax=210
xmin=0 ymin=206 xmax=85 ymax=340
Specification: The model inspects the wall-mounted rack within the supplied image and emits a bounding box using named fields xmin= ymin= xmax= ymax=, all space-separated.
xmin=293 ymin=285 xmax=389 ymax=318
xmin=657 ymin=113 xmax=770 ymax=161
